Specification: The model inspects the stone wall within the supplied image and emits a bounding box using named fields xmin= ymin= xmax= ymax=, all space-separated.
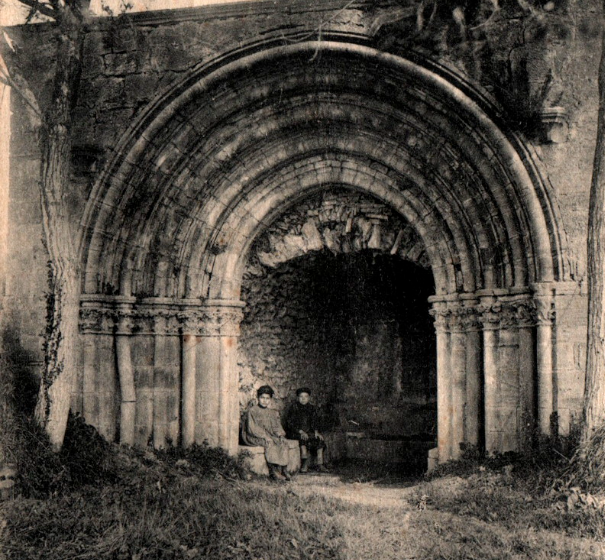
xmin=2 ymin=0 xmax=601 ymax=453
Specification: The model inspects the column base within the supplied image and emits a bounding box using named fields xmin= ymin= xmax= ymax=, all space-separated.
xmin=427 ymin=447 xmax=439 ymax=472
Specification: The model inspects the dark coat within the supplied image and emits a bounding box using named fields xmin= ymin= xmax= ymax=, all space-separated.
xmin=285 ymin=402 xmax=326 ymax=452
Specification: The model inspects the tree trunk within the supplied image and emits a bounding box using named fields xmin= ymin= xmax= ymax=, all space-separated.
xmin=32 ymin=15 xmax=83 ymax=451
xmin=583 ymin=8 xmax=605 ymax=441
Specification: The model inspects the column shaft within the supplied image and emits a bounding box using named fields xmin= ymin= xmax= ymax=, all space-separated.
xmin=465 ymin=329 xmax=482 ymax=447
xmin=191 ymin=300 xmax=244 ymax=455
xmin=218 ymin=336 xmax=240 ymax=455
xmin=436 ymin=328 xmax=452 ymax=463
xmin=497 ymin=327 xmax=520 ymax=452
xmin=196 ymin=336 xmax=220 ymax=446
xmin=116 ymin=334 xmax=135 ymax=446
xmin=518 ymin=326 xmax=535 ymax=446
xmin=537 ymin=323 xmax=553 ymax=435
xmin=483 ymin=328 xmax=499 ymax=453
xmin=450 ymin=330 xmax=467 ymax=459
xmin=181 ymin=333 xmax=197 ymax=447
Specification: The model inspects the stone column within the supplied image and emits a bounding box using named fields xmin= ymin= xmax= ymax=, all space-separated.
xmin=195 ymin=299 xmax=245 ymax=455
xmin=430 ymin=301 xmax=452 ymax=463
xmin=479 ymin=293 xmax=535 ymax=454
xmin=535 ymin=290 xmax=555 ymax=436
xmin=480 ymin=298 xmax=500 ymax=453
xmin=115 ymin=304 xmax=136 ymax=446
xmin=462 ymin=301 xmax=482 ymax=448
xmin=151 ymin=310 xmax=180 ymax=448
xmin=195 ymin=335 xmax=220 ymax=447
xmin=497 ymin=302 xmax=522 ymax=452
xmin=80 ymin=300 xmax=117 ymax=437
xmin=515 ymin=300 xmax=537 ymax=448
xmin=180 ymin=319 xmax=197 ymax=448
xmin=448 ymin=304 xmax=467 ymax=460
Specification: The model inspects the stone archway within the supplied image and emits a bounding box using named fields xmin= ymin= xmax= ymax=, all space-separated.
xmin=79 ymin=39 xmax=572 ymax=462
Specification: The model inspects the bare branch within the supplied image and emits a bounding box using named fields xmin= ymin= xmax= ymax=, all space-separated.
xmin=0 ymin=33 xmax=42 ymax=125
xmin=13 ymin=0 xmax=57 ymax=20
xmin=368 ymin=6 xmax=416 ymax=37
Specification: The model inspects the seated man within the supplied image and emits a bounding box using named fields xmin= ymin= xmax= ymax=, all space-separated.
xmin=285 ymin=387 xmax=328 ymax=473
xmin=242 ymin=385 xmax=291 ymax=481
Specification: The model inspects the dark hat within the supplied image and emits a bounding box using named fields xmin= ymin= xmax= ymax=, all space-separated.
xmin=257 ymin=385 xmax=275 ymax=397
xmin=296 ymin=387 xmax=311 ymax=396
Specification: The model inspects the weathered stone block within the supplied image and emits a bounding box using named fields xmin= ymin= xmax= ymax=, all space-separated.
xmin=81 ymin=54 xmax=105 ymax=80
xmin=240 ymin=440 xmax=300 ymax=476
xmin=123 ymin=73 xmax=161 ymax=105
xmin=103 ymin=51 xmax=145 ymax=76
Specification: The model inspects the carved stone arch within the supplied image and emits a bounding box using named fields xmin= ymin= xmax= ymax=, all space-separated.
xmin=79 ymin=38 xmax=573 ymax=460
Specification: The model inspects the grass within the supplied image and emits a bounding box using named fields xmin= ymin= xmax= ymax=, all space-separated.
xmin=333 ymin=504 xmax=604 ymax=560
xmin=4 ymin=459 xmax=604 ymax=560
xmin=2 ymin=478 xmax=346 ymax=560
xmin=2 ymin=423 xmax=605 ymax=560
xmin=416 ymin=472 xmax=605 ymax=539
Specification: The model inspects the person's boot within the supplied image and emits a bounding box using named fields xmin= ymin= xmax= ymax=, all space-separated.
xmin=316 ymin=463 xmax=329 ymax=473
xmin=269 ymin=464 xmax=285 ymax=481
xmin=300 ymin=458 xmax=309 ymax=473
xmin=281 ymin=466 xmax=291 ymax=481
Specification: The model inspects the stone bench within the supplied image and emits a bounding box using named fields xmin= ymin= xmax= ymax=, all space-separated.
xmin=239 ymin=439 xmax=301 ymax=476
xmin=0 ymin=464 xmax=16 ymax=501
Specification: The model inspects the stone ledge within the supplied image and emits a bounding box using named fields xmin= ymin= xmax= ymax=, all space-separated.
xmin=239 ymin=440 xmax=300 ymax=476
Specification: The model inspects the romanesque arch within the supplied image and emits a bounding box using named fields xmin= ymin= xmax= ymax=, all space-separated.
xmin=79 ymin=38 xmax=571 ymax=463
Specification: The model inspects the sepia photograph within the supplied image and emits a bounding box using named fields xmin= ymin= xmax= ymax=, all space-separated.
xmin=0 ymin=0 xmax=604 ymax=558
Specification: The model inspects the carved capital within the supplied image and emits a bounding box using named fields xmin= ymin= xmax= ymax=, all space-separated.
xmin=429 ymin=304 xmax=450 ymax=332
xmin=478 ymin=301 xmax=502 ymax=330
xmin=133 ymin=306 xmax=182 ymax=335
xmin=535 ymin=296 xmax=555 ymax=325
xmin=499 ymin=304 xmax=519 ymax=329
xmin=512 ymin=300 xmax=537 ymax=328
xmin=430 ymin=299 xmax=482 ymax=333
xmin=115 ymin=305 xmax=136 ymax=335
xmin=80 ymin=306 xmax=116 ymax=334
xmin=199 ymin=304 xmax=245 ymax=337
xmin=80 ymin=297 xmax=194 ymax=336
xmin=152 ymin=313 xmax=168 ymax=334
xmin=460 ymin=306 xmax=482 ymax=332
xmin=428 ymin=293 xmax=549 ymax=333
xmin=178 ymin=310 xmax=204 ymax=335
xmin=177 ymin=301 xmax=245 ymax=337
xmin=445 ymin=303 xmax=465 ymax=333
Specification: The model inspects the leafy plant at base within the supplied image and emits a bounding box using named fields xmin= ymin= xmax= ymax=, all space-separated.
xmin=157 ymin=441 xmax=248 ymax=481
xmin=14 ymin=412 xmax=118 ymax=498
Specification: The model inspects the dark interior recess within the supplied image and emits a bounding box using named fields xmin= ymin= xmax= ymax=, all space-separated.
xmin=240 ymin=249 xmax=436 ymax=467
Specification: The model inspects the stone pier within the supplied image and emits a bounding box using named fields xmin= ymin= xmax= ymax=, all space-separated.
xmin=79 ymin=297 xmax=244 ymax=452
xmin=428 ymin=286 xmax=571 ymax=463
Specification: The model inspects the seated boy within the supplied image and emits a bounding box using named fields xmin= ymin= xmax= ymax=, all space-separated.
xmin=285 ymin=387 xmax=328 ymax=473
xmin=242 ymin=385 xmax=291 ymax=481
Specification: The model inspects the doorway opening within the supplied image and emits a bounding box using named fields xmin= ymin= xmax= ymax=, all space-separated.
xmin=239 ymin=248 xmax=436 ymax=473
